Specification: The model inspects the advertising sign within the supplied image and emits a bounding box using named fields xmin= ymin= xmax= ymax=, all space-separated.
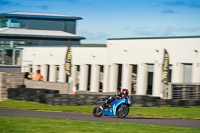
xmin=162 ymin=49 xmax=169 ymax=85
xmin=65 ymin=40 xmax=72 ymax=76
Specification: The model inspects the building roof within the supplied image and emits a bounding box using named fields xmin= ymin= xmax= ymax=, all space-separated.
xmin=0 ymin=11 xmax=82 ymax=20
xmin=81 ymin=43 xmax=106 ymax=47
xmin=0 ymin=28 xmax=85 ymax=40
xmin=108 ymin=36 xmax=200 ymax=40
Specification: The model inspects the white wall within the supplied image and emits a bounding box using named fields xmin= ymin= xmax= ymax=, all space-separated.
xmin=107 ymin=38 xmax=200 ymax=64
xmin=21 ymin=47 xmax=108 ymax=67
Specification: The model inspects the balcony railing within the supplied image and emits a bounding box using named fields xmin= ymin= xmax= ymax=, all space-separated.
xmin=165 ymin=83 xmax=200 ymax=100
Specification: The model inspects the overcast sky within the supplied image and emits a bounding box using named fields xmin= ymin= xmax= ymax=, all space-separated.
xmin=0 ymin=0 xmax=200 ymax=44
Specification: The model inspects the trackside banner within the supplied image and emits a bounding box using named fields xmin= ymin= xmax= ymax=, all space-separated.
xmin=65 ymin=40 xmax=72 ymax=76
xmin=162 ymin=49 xmax=169 ymax=85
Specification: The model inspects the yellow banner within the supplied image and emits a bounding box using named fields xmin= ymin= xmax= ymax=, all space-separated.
xmin=65 ymin=41 xmax=72 ymax=76
xmin=162 ymin=49 xmax=169 ymax=85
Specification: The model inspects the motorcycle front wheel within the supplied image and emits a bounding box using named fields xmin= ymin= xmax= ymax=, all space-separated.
xmin=117 ymin=104 xmax=129 ymax=118
xmin=93 ymin=106 xmax=103 ymax=117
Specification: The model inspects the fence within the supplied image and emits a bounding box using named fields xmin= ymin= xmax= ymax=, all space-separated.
xmin=172 ymin=84 xmax=200 ymax=100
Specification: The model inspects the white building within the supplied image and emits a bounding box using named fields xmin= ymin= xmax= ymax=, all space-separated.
xmin=107 ymin=37 xmax=200 ymax=97
xmin=21 ymin=36 xmax=200 ymax=98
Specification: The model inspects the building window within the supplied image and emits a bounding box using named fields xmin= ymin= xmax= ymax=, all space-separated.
xmin=0 ymin=40 xmax=26 ymax=48
xmin=0 ymin=17 xmax=6 ymax=28
xmin=169 ymin=65 xmax=172 ymax=83
xmin=147 ymin=64 xmax=154 ymax=95
xmin=0 ymin=49 xmax=21 ymax=66
xmin=5 ymin=50 xmax=13 ymax=65
xmin=183 ymin=64 xmax=192 ymax=83
xmin=0 ymin=18 xmax=21 ymax=28
xmin=131 ymin=65 xmax=137 ymax=94
xmin=14 ymin=50 xmax=21 ymax=65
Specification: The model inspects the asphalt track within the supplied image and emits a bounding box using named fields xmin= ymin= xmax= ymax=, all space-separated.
xmin=0 ymin=108 xmax=200 ymax=128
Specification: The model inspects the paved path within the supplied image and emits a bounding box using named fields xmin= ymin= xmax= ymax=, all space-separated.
xmin=0 ymin=109 xmax=200 ymax=128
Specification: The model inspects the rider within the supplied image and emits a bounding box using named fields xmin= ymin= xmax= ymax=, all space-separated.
xmin=105 ymin=89 xmax=129 ymax=108
xmin=119 ymin=89 xmax=129 ymax=98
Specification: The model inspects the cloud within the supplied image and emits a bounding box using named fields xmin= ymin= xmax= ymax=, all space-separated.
xmin=0 ymin=0 xmax=23 ymax=8
xmin=37 ymin=5 xmax=49 ymax=10
xmin=66 ymin=0 xmax=79 ymax=3
xmin=152 ymin=1 xmax=185 ymax=8
xmin=163 ymin=1 xmax=186 ymax=6
xmin=189 ymin=1 xmax=200 ymax=8
xmin=79 ymin=29 xmax=109 ymax=40
xmin=78 ymin=29 xmax=109 ymax=43
xmin=132 ymin=27 xmax=171 ymax=37
xmin=14 ymin=2 xmax=23 ymax=7
xmin=132 ymin=27 xmax=154 ymax=36
xmin=132 ymin=26 xmax=200 ymax=37
xmin=0 ymin=0 xmax=11 ymax=5
xmin=156 ymin=27 xmax=174 ymax=36
xmin=161 ymin=9 xmax=176 ymax=14
xmin=177 ymin=27 xmax=200 ymax=33
xmin=163 ymin=0 xmax=200 ymax=8
xmin=27 ymin=0 xmax=80 ymax=3
xmin=0 ymin=0 xmax=50 ymax=11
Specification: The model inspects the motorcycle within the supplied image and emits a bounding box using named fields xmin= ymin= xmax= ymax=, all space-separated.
xmin=93 ymin=94 xmax=131 ymax=118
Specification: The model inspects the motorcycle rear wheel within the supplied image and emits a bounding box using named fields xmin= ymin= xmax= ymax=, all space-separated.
xmin=117 ymin=104 xmax=129 ymax=118
xmin=93 ymin=106 xmax=103 ymax=117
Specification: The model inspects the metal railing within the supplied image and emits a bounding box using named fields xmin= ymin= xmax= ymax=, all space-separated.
xmin=171 ymin=83 xmax=200 ymax=100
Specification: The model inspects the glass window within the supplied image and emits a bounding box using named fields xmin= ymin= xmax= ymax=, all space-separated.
xmin=0 ymin=39 xmax=79 ymax=47
xmin=0 ymin=17 xmax=6 ymax=28
xmin=0 ymin=18 xmax=21 ymax=28
xmin=183 ymin=64 xmax=192 ymax=83
xmin=14 ymin=50 xmax=21 ymax=65
xmin=0 ymin=40 xmax=27 ymax=48
xmin=169 ymin=65 xmax=172 ymax=82
xmin=5 ymin=50 xmax=13 ymax=65
xmin=147 ymin=64 xmax=154 ymax=95
xmin=0 ymin=41 xmax=10 ymax=48
xmin=0 ymin=49 xmax=21 ymax=66
xmin=5 ymin=18 xmax=21 ymax=28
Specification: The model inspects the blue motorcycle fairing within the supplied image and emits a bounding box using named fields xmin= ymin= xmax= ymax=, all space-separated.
xmin=102 ymin=98 xmax=126 ymax=116
xmin=103 ymin=98 xmax=108 ymax=101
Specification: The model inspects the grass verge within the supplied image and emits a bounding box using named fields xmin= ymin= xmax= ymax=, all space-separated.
xmin=0 ymin=116 xmax=200 ymax=133
xmin=0 ymin=99 xmax=200 ymax=119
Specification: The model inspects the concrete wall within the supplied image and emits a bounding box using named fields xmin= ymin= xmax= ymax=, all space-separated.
xmin=0 ymin=72 xmax=24 ymax=101
xmin=0 ymin=72 xmax=7 ymax=101
xmin=0 ymin=72 xmax=70 ymax=101
xmin=107 ymin=38 xmax=200 ymax=64
xmin=0 ymin=66 xmax=21 ymax=73
xmin=21 ymin=47 xmax=108 ymax=67
xmin=24 ymin=80 xmax=69 ymax=94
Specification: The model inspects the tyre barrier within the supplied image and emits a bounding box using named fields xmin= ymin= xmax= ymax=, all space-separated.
xmin=7 ymin=87 xmax=200 ymax=107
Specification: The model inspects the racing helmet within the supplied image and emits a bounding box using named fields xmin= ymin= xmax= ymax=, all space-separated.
xmin=122 ymin=89 xmax=129 ymax=96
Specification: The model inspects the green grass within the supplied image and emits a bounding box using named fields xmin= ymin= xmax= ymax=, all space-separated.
xmin=0 ymin=99 xmax=200 ymax=119
xmin=0 ymin=116 xmax=200 ymax=133
xmin=0 ymin=99 xmax=95 ymax=113
xmin=130 ymin=106 xmax=200 ymax=119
